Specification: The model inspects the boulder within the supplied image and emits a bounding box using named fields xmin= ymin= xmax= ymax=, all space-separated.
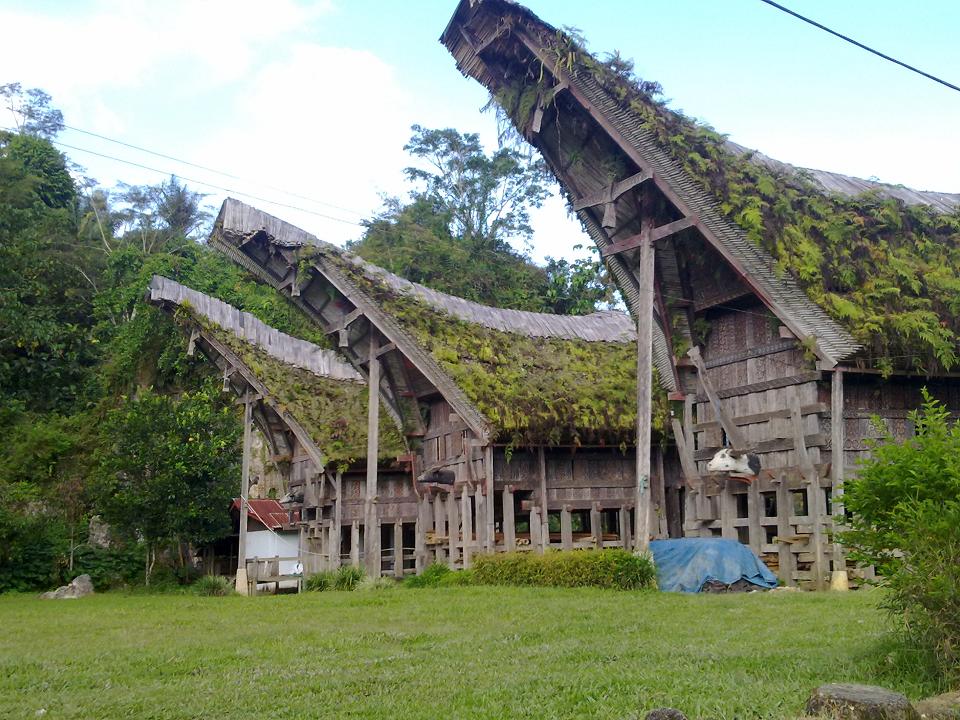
xmin=806 ymin=684 xmax=919 ymax=720
xmin=915 ymin=692 xmax=960 ymax=720
xmin=40 ymin=574 xmax=95 ymax=600
xmin=645 ymin=709 xmax=688 ymax=720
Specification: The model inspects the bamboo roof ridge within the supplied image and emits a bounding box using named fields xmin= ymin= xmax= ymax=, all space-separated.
xmin=148 ymin=275 xmax=361 ymax=382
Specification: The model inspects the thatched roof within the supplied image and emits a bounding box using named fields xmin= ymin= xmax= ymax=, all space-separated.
xmin=442 ymin=0 xmax=960 ymax=373
xmin=148 ymin=275 xmax=405 ymax=465
xmin=210 ymin=199 xmax=661 ymax=446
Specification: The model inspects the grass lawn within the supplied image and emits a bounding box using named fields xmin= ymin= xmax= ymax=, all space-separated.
xmin=0 ymin=586 xmax=934 ymax=720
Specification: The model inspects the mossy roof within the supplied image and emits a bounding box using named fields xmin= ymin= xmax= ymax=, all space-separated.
xmin=442 ymin=0 xmax=960 ymax=373
xmin=148 ymin=275 xmax=405 ymax=465
xmin=317 ymin=247 xmax=666 ymax=447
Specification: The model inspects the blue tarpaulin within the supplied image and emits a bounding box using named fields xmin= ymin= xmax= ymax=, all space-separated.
xmin=649 ymin=538 xmax=779 ymax=593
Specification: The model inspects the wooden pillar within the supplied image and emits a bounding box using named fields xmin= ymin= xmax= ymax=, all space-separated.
xmin=363 ymin=332 xmax=381 ymax=576
xmin=484 ymin=445 xmax=495 ymax=552
xmin=393 ymin=522 xmax=404 ymax=578
xmin=830 ymin=368 xmax=849 ymax=590
xmin=655 ymin=446 xmax=668 ymax=539
xmin=791 ymin=394 xmax=825 ymax=590
xmin=446 ymin=492 xmax=459 ymax=568
xmin=719 ymin=481 xmax=735 ymax=540
xmin=350 ymin=520 xmax=360 ymax=568
xmin=415 ymin=496 xmax=430 ymax=572
xmin=433 ymin=496 xmax=446 ymax=564
xmin=235 ymin=394 xmax=253 ymax=595
xmin=331 ymin=471 xmax=342 ymax=570
xmin=590 ymin=503 xmax=603 ymax=549
xmin=502 ymin=486 xmax=515 ymax=550
xmin=530 ymin=506 xmax=543 ymax=551
xmin=560 ymin=505 xmax=573 ymax=550
xmin=474 ymin=486 xmax=485 ymax=551
xmin=537 ymin=446 xmax=549 ymax=552
xmin=747 ymin=479 xmax=763 ymax=553
xmin=635 ymin=230 xmax=654 ymax=553
xmin=461 ymin=489 xmax=473 ymax=569
xmin=775 ymin=473 xmax=795 ymax=586
xmin=619 ymin=505 xmax=632 ymax=549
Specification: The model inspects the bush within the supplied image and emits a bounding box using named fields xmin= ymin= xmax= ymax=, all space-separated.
xmin=332 ymin=565 xmax=364 ymax=591
xmin=437 ymin=568 xmax=475 ymax=587
xmin=843 ymin=390 xmax=960 ymax=684
xmin=357 ymin=575 xmax=396 ymax=592
xmin=404 ymin=562 xmax=452 ymax=588
xmin=194 ymin=575 xmax=234 ymax=596
xmin=71 ymin=544 xmax=145 ymax=591
xmin=304 ymin=571 xmax=336 ymax=592
xmin=472 ymin=549 xmax=655 ymax=590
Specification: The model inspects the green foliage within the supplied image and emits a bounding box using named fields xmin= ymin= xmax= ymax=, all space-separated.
xmin=305 ymin=571 xmax=336 ymax=592
xmin=356 ymin=575 xmax=397 ymax=591
xmin=403 ymin=561 xmax=452 ymax=588
xmin=93 ymin=379 xmax=241 ymax=566
xmin=193 ymin=575 xmax=235 ymax=597
xmin=471 ymin=549 xmax=656 ymax=590
xmin=0 ymin=508 xmax=68 ymax=592
xmin=332 ymin=565 xmax=365 ymax=591
xmin=842 ymin=390 xmax=960 ymax=682
xmin=437 ymin=568 xmax=475 ymax=587
xmin=70 ymin=544 xmax=145 ymax=591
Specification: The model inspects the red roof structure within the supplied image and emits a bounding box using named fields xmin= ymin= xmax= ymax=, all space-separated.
xmin=231 ymin=499 xmax=296 ymax=531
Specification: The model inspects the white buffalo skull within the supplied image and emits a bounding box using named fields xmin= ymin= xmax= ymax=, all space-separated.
xmin=707 ymin=448 xmax=761 ymax=483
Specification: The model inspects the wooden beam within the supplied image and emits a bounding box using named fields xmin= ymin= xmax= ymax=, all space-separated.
xmin=560 ymin=505 xmax=573 ymax=550
xmin=502 ymin=486 xmax=515 ymax=550
xmin=537 ymin=446 xmax=549 ymax=553
xmin=590 ymin=503 xmax=603 ymax=548
xmin=790 ymin=392 xmax=825 ymax=590
xmin=363 ymin=331 xmax=381 ymax=576
xmin=235 ymin=393 xmax=254 ymax=595
xmin=461 ymin=489 xmax=472 ymax=569
xmin=393 ymin=521 xmax=404 ymax=579
xmin=572 ymin=169 xmax=652 ymax=211
xmin=830 ymin=368 xmax=848 ymax=588
xmin=602 ymin=216 xmax=699 ymax=257
xmin=531 ymin=80 xmax=568 ymax=134
xmin=694 ymin=402 xmax=828 ymax=431
xmin=446 ymin=492 xmax=459 ymax=569
xmin=687 ymin=346 xmax=750 ymax=452
xmin=635 ymin=215 xmax=654 ymax=553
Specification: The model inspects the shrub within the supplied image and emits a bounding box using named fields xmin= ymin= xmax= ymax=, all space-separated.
xmin=472 ymin=549 xmax=655 ymax=590
xmin=332 ymin=565 xmax=364 ymax=591
xmin=194 ymin=575 xmax=234 ymax=596
xmin=404 ymin=562 xmax=452 ymax=588
xmin=843 ymin=390 xmax=960 ymax=684
xmin=304 ymin=571 xmax=336 ymax=592
xmin=437 ymin=568 xmax=475 ymax=587
xmin=71 ymin=544 xmax=145 ymax=590
xmin=357 ymin=575 xmax=396 ymax=592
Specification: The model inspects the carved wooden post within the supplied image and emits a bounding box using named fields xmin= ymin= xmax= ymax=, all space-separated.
xmin=830 ymin=368 xmax=849 ymax=590
xmin=393 ymin=522 xmax=404 ymax=579
xmin=461 ymin=489 xmax=472 ymax=569
xmin=537 ymin=446 xmax=549 ymax=552
xmin=350 ymin=520 xmax=360 ymax=568
xmin=560 ymin=506 xmax=573 ymax=550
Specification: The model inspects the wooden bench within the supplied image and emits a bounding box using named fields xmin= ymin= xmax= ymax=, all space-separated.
xmin=245 ymin=556 xmax=302 ymax=595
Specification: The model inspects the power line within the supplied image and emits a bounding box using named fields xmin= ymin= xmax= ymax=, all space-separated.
xmin=758 ymin=0 xmax=960 ymax=94
xmin=58 ymin=122 xmax=368 ymax=218
xmin=50 ymin=139 xmax=366 ymax=228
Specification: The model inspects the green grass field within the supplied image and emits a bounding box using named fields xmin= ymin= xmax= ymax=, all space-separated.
xmin=0 ymin=587 xmax=934 ymax=720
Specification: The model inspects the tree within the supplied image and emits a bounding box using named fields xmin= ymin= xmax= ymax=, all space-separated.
xmin=842 ymin=389 xmax=960 ymax=682
xmin=95 ymin=381 xmax=241 ymax=583
xmin=0 ymin=83 xmax=64 ymax=139
xmin=403 ymin=125 xmax=550 ymax=252
xmin=543 ymin=248 xmax=616 ymax=315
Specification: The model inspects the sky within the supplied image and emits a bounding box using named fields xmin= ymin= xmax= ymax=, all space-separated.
xmin=2 ymin=0 xmax=959 ymax=263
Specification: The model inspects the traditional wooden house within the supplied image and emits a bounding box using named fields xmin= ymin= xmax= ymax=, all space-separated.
xmin=148 ymin=275 xmax=413 ymax=577
xmin=441 ymin=0 xmax=960 ymax=588
xmin=207 ymin=199 xmax=685 ymax=576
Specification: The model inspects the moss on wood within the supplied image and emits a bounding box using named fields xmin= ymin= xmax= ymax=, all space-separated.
xmin=207 ymin=325 xmax=406 ymax=465
xmin=323 ymin=252 xmax=667 ymax=447
xmin=495 ymin=25 xmax=960 ymax=373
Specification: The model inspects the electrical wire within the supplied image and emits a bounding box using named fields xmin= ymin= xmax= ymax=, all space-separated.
xmin=758 ymin=0 xmax=960 ymax=93
xmin=59 ymin=122 xmax=368 ymax=217
xmin=50 ymin=139 xmax=366 ymax=228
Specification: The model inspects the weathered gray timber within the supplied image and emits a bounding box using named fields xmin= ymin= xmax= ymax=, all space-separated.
xmin=805 ymin=684 xmax=919 ymax=720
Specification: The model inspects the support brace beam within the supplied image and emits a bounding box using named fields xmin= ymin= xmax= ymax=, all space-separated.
xmin=687 ymin=346 xmax=749 ymax=453
xmin=531 ymin=80 xmax=568 ymax=133
xmin=602 ymin=216 xmax=699 ymax=257
xmin=573 ymin=170 xmax=652 ymax=230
